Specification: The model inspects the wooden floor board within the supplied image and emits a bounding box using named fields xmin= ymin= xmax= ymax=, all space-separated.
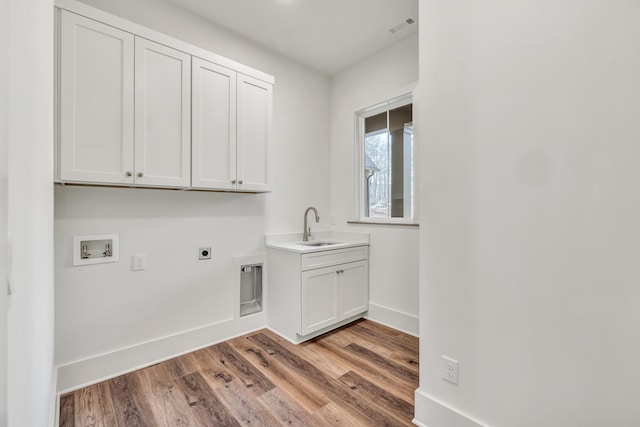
xmin=338 ymin=370 xmax=414 ymax=422
xmin=257 ymin=387 xmax=320 ymax=426
xmin=108 ymin=372 xmax=156 ymax=427
xmin=75 ymin=382 xmax=117 ymax=427
xmin=247 ymin=332 xmax=402 ymax=426
xmin=136 ymin=364 xmax=197 ymax=426
xmin=352 ymin=320 xmax=419 ymax=354
xmin=175 ymin=372 xmax=240 ymax=426
xmin=311 ymin=335 xmax=418 ymax=402
xmin=226 ymin=334 xmax=331 ymax=412
xmin=205 ymin=341 xmax=275 ymax=396
xmin=58 ymin=393 xmax=75 ymax=427
xmin=60 ymin=319 xmax=418 ymax=426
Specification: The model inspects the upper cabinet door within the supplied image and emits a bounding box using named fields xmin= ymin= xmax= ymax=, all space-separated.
xmin=191 ymin=57 xmax=237 ymax=190
xmin=134 ymin=38 xmax=191 ymax=188
xmin=59 ymin=11 xmax=135 ymax=184
xmin=236 ymin=75 xmax=272 ymax=192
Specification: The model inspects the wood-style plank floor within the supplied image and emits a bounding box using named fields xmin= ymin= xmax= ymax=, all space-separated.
xmin=59 ymin=319 xmax=419 ymax=426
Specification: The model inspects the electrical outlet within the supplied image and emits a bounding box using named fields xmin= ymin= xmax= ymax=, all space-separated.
xmin=442 ymin=355 xmax=459 ymax=385
xmin=199 ymin=247 xmax=212 ymax=260
xmin=132 ymin=254 xmax=146 ymax=271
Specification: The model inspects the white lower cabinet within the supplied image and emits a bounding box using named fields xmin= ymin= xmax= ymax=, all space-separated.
xmin=267 ymin=245 xmax=369 ymax=344
xmin=301 ymin=260 xmax=368 ymax=336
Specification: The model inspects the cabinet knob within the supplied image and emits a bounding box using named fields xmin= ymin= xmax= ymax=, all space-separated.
xmin=231 ymin=179 xmax=236 ymax=184
xmin=137 ymin=172 xmax=144 ymax=178
xmin=238 ymin=180 xmax=243 ymax=185
xmin=125 ymin=171 xmax=132 ymax=177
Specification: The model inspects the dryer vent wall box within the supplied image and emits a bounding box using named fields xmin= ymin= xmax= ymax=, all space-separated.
xmin=73 ymin=234 xmax=119 ymax=266
xmin=240 ymin=263 xmax=263 ymax=317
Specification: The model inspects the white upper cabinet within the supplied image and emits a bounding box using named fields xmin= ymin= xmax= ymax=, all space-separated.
xmin=56 ymin=4 xmax=274 ymax=192
xmin=237 ymin=75 xmax=273 ymax=192
xmin=192 ymin=60 xmax=272 ymax=192
xmin=58 ymin=11 xmax=135 ymax=184
xmin=134 ymin=38 xmax=191 ymax=187
xmin=191 ymin=58 xmax=237 ymax=190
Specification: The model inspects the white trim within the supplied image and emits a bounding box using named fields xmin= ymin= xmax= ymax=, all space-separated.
xmin=351 ymin=217 xmax=420 ymax=226
xmin=365 ymin=303 xmax=419 ymax=337
xmin=266 ymin=313 xmax=366 ymax=345
xmin=414 ymin=388 xmax=488 ymax=427
xmin=56 ymin=314 xmax=266 ymax=393
xmin=358 ymin=93 xmax=413 ymax=119
xmin=49 ymin=367 xmax=59 ymax=427
xmin=54 ymin=0 xmax=274 ymax=85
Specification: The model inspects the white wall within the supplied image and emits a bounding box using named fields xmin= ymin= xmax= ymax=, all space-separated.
xmin=0 ymin=0 xmax=8 ymax=423
xmin=7 ymin=0 xmax=56 ymax=425
xmin=331 ymin=35 xmax=419 ymax=334
xmin=416 ymin=1 xmax=640 ymax=426
xmin=56 ymin=0 xmax=331 ymax=390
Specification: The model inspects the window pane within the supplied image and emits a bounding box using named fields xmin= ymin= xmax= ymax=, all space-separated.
xmin=364 ymin=130 xmax=390 ymax=218
xmin=388 ymin=104 xmax=412 ymax=217
xmin=359 ymin=96 xmax=413 ymax=221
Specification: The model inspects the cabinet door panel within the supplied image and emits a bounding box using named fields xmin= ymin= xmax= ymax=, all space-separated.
xmin=340 ymin=260 xmax=369 ymax=319
xmin=191 ymin=58 xmax=237 ymax=190
xmin=237 ymin=75 xmax=272 ymax=192
xmin=301 ymin=266 xmax=339 ymax=336
xmin=59 ymin=11 xmax=134 ymax=184
xmin=134 ymin=38 xmax=191 ymax=187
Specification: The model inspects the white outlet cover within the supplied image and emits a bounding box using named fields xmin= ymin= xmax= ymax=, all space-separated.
xmin=132 ymin=254 xmax=146 ymax=271
xmin=442 ymin=355 xmax=459 ymax=385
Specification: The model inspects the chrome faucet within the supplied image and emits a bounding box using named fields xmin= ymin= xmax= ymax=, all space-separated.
xmin=303 ymin=207 xmax=320 ymax=242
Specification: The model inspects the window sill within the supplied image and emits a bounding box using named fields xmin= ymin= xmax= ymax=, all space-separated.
xmin=347 ymin=220 xmax=419 ymax=227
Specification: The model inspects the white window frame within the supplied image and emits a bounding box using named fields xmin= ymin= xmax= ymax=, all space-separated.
xmin=355 ymin=92 xmax=415 ymax=224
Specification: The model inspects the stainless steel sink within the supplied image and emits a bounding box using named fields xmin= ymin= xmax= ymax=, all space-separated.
xmin=298 ymin=241 xmax=342 ymax=247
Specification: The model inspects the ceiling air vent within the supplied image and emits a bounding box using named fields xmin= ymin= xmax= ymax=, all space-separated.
xmin=389 ymin=17 xmax=417 ymax=34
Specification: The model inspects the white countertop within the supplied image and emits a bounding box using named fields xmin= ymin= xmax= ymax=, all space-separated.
xmin=265 ymin=231 xmax=369 ymax=253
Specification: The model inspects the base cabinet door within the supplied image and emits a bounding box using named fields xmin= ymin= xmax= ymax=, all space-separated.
xmin=339 ymin=260 xmax=369 ymax=319
xmin=301 ymin=266 xmax=339 ymax=336
xmin=59 ymin=11 xmax=134 ymax=184
xmin=300 ymin=259 xmax=369 ymax=336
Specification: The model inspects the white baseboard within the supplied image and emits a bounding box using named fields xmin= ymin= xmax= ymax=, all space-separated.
xmin=56 ymin=313 xmax=266 ymax=394
xmin=365 ymin=302 xmax=419 ymax=336
xmin=414 ymin=388 xmax=486 ymax=427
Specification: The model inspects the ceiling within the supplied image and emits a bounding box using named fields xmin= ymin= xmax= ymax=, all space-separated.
xmin=164 ymin=0 xmax=419 ymax=75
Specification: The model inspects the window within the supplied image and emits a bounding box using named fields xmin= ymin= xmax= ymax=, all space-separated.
xmin=356 ymin=94 xmax=414 ymax=222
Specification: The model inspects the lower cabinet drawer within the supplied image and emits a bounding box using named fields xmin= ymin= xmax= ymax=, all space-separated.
xmin=301 ymin=246 xmax=368 ymax=271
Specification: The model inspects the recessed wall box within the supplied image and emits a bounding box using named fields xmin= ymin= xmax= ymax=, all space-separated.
xmin=73 ymin=234 xmax=119 ymax=266
xmin=240 ymin=263 xmax=263 ymax=317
